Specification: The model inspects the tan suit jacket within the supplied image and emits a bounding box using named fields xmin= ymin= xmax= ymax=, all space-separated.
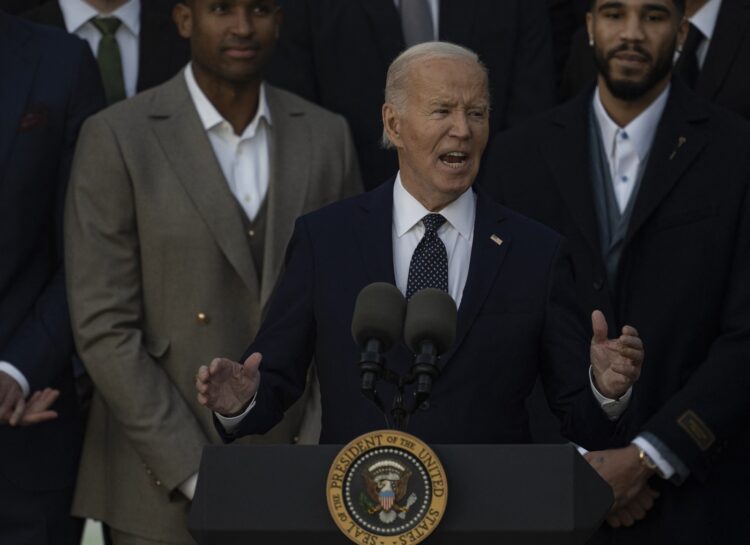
xmin=64 ymin=72 xmax=361 ymax=543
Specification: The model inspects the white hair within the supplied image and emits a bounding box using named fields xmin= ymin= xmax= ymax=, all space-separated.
xmin=381 ymin=41 xmax=489 ymax=149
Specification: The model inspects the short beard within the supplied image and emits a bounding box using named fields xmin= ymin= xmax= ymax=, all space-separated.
xmin=593 ymin=42 xmax=675 ymax=101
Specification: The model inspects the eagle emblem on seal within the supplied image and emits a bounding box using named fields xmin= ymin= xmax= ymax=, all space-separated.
xmin=361 ymin=460 xmax=418 ymax=524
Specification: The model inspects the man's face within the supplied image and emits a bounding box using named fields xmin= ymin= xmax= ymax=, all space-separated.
xmin=587 ymin=0 xmax=686 ymax=100
xmin=383 ymin=57 xmax=490 ymax=209
xmin=175 ymin=0 xmax=282 ymax=84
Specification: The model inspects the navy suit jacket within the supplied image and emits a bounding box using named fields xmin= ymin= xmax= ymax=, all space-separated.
xmin=224 ymin=181 xmax=615 ymax=448
xmin=0 ymin=12 xmax=104 ymax=491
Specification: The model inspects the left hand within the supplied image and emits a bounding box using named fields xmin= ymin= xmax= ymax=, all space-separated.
xmin=590 ymin=310 xmax=644 ymax=398
xmin=585 ymin=444 xmax=653 ymax=509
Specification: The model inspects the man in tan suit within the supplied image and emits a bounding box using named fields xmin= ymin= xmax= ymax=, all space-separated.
xmin=64 ymin=1 xmax=362 ymax=543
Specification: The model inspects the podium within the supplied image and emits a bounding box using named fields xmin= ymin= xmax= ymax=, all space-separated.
xmin=189 ymin=443 xmax=611 ymax=545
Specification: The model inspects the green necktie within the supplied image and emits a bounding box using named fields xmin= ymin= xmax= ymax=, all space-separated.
xmin=91 ymin=17 xmax=126 ymax=104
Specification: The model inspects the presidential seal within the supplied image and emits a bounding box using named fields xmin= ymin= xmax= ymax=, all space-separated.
xmin=326 ymin=430 xmax=448 ymax=545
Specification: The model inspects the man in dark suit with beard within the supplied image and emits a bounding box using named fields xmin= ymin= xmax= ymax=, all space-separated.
xmin=481 ymin=0 xmax=750 ymax=543
xmin=561 ymin=0 xmax=750 ymax=121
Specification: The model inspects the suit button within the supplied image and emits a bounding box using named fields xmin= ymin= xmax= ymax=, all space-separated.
xmin=155 ymin=480 xmax=161 ymax=487
xmin=292 ymin=435 xmax=300 ymax=444
xmin=197 ymin=312 xmax=209 ymax=324
xmin=420 ymin=401 xmax=431 ymax=411
xmin=593 ymin=278 xmax=604 ymax=291
xmin=248 ymin=229 xmax=256 ymax=238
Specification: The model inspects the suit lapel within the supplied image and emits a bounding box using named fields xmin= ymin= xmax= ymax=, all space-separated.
xmin=441 ymin=191 xmax=510 ymax=366
xmin=696 ymin=0 xmax=750 ymax=99
xmin=0 ymin=15 xmax=38 ymax=179
xmin=539 ymin=92 xmax=602 ymax=257
xmin=259 ymin=86 xmax=312 ymax=309
xmin=625 ymin=82 xmax=709 ymax=247
xmin=148 ymin=73 xmax=260 ymax=293
xmin=359 ymin=0 xmax=405 ymax=65
xmin=356 ymin=181 xmax=397 ymax=285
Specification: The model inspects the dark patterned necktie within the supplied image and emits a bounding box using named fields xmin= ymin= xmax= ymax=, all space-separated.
xmin=406 ymin=214 xmax=448 ymax=299
xmin=91 ymin=16 xmax=126 ymax=104
xmin=674 ymin=22 xmax=704 ymax=89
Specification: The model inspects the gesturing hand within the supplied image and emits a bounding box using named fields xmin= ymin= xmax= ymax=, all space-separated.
xmin=590 ymin=310 xmax=644 ymax=399
xmin=15 ymin=388 xmax=60 ymax=426
xmin=195 ymin=353 xmax=262 ymax=416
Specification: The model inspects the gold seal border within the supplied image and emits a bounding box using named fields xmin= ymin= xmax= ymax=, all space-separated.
xmin=326 ymin=429 xmax=448 ymax=545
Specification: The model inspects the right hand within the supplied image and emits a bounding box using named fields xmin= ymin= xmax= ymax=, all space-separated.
xmin=195 ymin=353 xmax=262 ymax=416
xmin=606 ymin=483 xmax=660 ymax=528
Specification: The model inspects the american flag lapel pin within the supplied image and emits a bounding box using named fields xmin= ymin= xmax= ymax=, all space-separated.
xmin=490 ymin=234 xmax=503 ymax=246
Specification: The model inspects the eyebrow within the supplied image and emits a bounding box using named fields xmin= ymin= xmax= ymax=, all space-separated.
xmin=598 ymin=1 xmax=671 ymax=14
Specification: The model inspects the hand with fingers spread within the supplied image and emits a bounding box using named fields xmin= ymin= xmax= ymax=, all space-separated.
xmin=606 ymin=483 xmax=660 ymax=528
xmin=16 ymin=388 xmax=60 ymax=427
xmin=590 ymin=310 xmax=644 ymax=399
xmin=195 ymin=353 xmax=262 ymax=416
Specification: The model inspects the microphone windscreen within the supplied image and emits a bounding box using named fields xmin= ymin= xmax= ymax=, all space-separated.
xmin=351 ymin=283 xmax=407 ymax=351
xmin=404 ymin=288 xmax=457 ymax=355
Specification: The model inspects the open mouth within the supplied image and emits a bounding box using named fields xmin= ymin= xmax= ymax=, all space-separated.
xmin=440 ymin=151 xmax=469 ymax=169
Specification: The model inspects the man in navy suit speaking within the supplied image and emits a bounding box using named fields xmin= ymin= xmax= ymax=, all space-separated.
xmin=196 ymin=42 xmax=643 ymax=465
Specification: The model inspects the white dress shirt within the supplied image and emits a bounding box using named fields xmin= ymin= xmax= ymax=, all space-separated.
xmin=392 ymin=0 xmax=440 ymax=40
xmin=392 ymin=173 xmax=474 ymax=307
xmin=592 ymin=84 xmax=670 ymax=213
xmin=681 ymin=0 xmax=723 ymax=68
xmin=59 ymin=0 xmax=141 ymax=98
xmin=184 ymin=63 xmax=271 ymax=221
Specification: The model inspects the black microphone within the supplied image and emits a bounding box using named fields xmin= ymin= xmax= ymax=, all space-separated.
xmin=404 ymin=288 xmax=457 ymax=401
xmin=351 ymin=283 xmax=406 ymax=396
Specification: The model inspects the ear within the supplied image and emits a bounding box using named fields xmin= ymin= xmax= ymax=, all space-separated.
xmin=586 ymin=11 xmax=594 ymax=47
xmin=173 ymin=3 xmax=193 ymax=40
xmin=382 ymin=102 xmax=403 ymax=148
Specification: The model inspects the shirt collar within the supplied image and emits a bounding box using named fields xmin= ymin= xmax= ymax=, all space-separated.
xmin=184 ymin=63 xmax=272 ymax=138
xmin=690 ymin=0 xmax=722 ymax=41
xmin=393 ymin=173 xmax=475 ymax=240
xmin=60 ymin=0 xmax=141 ymax=36
xmin=592 ymin=84 xmax=670 ymax=161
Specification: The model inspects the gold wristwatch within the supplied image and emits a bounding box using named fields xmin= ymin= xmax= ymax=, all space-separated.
xmin=638 ymin=447 xmax=666 ymax=479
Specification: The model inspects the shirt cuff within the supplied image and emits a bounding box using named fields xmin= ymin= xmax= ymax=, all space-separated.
xmin=632 ymin=435 xmax=676 ymax=480
xmin=0 ymin=361 xmax=30 ymax=397
xmin=214 ymin=392 xmax=257 ymax=433
xmin=589 ymin=366 xmax=631 ymax=420
xmin=178 ymin=472 xmax=199 ymax=501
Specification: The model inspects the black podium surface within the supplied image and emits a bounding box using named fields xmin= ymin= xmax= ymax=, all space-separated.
xmin=189 ymin=444 xmax=612 ymax=545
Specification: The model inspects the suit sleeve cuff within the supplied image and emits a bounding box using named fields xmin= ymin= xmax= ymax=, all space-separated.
xmin=589 ymin=366 xmax=631 ymax=420
xmin=214 ymin=392 xmax=257 ymax=433
xmin=0 ymin=362 xmax=31 ymax=397
xmin=634 ymin=432 xmax=690 ymax=484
